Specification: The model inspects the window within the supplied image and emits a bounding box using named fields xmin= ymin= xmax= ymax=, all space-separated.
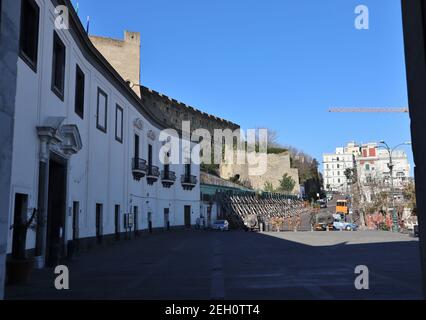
xmin=51 ymin=31 xmax=66 ymax=99
xmin=114 ymin=205 xmax=121 ymax=239
xmin=96 ymin=88 xmax=108 ymax=133
xmin=133 ymin=206 xmax=139 ymax=234
xmin=12 ymin=193 xmax=29 ymax=259
xmin=148 ymin=144 xmax=153 ymax=167
xmin=185 ymin=163 xmax=191 ymax=177
xmin=74 ymin=65 xmax=85 ymax=119
xmin=115 ymin=104 xmax=123 ymax=143
xmin=134 ymin=134 xmax=140 ymax=159
xmin=19 ymin=0 xmax=40 ymax=71
xmin=164 ymin=164 xmax=170 ymax=175
xmin=96 ymin=203 xmax=103 ymax=244
xmin=72 ymin=202 xmax=80 ymax=241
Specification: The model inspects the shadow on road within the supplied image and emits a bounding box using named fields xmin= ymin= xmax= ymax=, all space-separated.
xmin=5 ymin=230 xmax=423 ymax=300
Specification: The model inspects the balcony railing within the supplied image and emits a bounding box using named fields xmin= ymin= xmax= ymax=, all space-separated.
xmin=146 ymin=165 xmax=160 ymax=185
xmin=132 ymin=158 xmax=147 ymax=181
xmin=161 ymin=170 xmax=177 ymax=188
xmin=181 ymin=174 xmax=197 ymax=190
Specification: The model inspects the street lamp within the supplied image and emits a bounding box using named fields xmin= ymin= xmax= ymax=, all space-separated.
xmin=378 ymin=141 xmax=412 ymax=232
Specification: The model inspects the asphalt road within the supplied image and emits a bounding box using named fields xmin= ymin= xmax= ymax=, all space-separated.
xmin=5 ymin=229 xmax=422 ymax=300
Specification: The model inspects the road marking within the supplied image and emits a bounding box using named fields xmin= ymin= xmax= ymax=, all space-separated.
xmin=210 ymin=240 xmax=225 ymax=300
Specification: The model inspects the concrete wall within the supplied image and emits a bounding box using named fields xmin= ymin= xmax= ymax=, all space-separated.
xmin=0 ymin=0 xmax=20 ymax=299
xmin=7 ymin=0 xmax=200 ymax=257
xmin=200 ymin=172 xmax=250 ymax=190
xmin=220 ymin=152 xmax=300 ymax=195
xmin=90 ymin=31 xmax=141 ymax=96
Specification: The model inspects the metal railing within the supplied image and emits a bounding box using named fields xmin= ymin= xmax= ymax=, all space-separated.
xmin=161 ymin=170 xmax=177 ymax=181
xmin=181 ymin=174 xmax=197 ymax=185
xmin=147 ymin=165 xmax=160 ymax=177
xmin=132 ymin=158 xmax=147 ymax=172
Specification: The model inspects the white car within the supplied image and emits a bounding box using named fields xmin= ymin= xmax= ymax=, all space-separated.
xmin=404 ymin=216 xmax=418 ymax=231
xmin=333 ymin=215 xmax=358 ymax=231
xmin=212 ymin=220 xmax=229 ymax=231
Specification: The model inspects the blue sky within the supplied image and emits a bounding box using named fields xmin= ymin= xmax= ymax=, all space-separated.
xmin=72 ymin=0 xmax=413 ymax=173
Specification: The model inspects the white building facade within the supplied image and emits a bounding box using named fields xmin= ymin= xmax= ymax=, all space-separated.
xmin=323 ymin=145 xmax=357 ymax=193
xmin=4 ymin=0 xmax=200 ymax=269
xmin=324 ymin=142 xmax=411 ymax=194
xmin=376 ymin=149 xmax=411 ymax=188
xmin=0 ymin=0 xmax=22 ymax=299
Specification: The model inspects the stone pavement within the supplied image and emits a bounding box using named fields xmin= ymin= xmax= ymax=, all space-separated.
xmin=5 ymin=229 xmax=423 ymax=300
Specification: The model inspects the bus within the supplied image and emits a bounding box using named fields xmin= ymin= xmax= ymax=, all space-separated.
xmin=336 ymin=200 xmax=349 ymax=215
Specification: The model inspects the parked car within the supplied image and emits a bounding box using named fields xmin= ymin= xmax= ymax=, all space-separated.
xmin=212 ymin=220 xmax=229 ymax=231
xmin=333 ymin=215 xmax=358 ymax=231
xmin=317 ymin=199 xmax=327 ymax=209
xmin=315 ymin=213 xmax=334 ymax=231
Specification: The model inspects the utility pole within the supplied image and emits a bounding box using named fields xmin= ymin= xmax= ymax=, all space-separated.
xmin=388 ymin=150 xmax=397 ymax=232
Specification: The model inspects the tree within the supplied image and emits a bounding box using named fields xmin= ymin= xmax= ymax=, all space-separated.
xmin=403 ymin=180 xmax=417 ymax=211
xmin=344 ymin=168 xmax=355 ymax=181
xmin=278 ymin=174 xmax=296 ymax=194
xmin=264 ymin=181 xmax=275 ymax=193
xmin=259 ymin=128 xmax=281 ymax=148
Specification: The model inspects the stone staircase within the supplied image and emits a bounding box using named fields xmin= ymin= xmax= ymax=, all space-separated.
xmin=217 ymin=191 xmax=312 ymax=230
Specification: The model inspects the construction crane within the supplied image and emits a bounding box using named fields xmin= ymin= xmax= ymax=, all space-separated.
xmin=329 ymin=107 xmax=409 ymax=113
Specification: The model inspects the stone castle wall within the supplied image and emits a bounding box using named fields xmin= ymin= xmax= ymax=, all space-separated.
xmin=90 ymin=31 xmax=141 ymax=96
xmin=140 ymin=86 xmax=239 ymax=138
xmin=220 ymin=152 xmax=300 ymax=195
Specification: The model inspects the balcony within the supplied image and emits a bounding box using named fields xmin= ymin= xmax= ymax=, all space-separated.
xmin=147 ymin=165 xmax=160 ymax=185
xmin=161 ymin=170 xmax=177 ymax=188
xmin=132 ymin=158 xmax=147 ymax=181
xmin=181 ymin=174 xmax=197 ymax=191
